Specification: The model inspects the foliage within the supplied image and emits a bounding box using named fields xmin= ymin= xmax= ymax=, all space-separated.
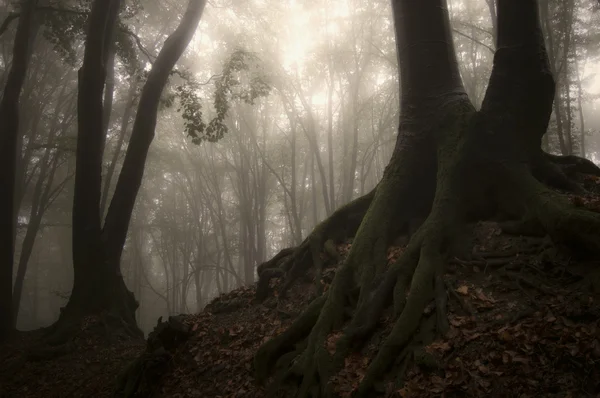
xmin=41 ymin=2 xmax=90 ymax=66
xmin=178 ymin=48 xmax=271 ymax=144
xmin=38 ymin=0 xmax=144 ymax=71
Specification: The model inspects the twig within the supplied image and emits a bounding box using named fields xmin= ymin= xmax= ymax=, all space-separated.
xmin=0 ymin=13 xmax=19 ymax=37
xmin=452 ymin=28 xmax=495 ymax=54
xmin=120 ymin=26 xmax=156 ymax=63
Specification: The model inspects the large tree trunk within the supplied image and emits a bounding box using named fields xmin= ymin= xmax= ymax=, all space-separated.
xmin=57 ymin=0 xmax=207 ymax=337
xmin=61 ymin=0 xmax=124 ymax=333
xmin=0 ymin=0 xmax=40 ymax=340
xmin=254 ymin=0 xmax=600 ymax=396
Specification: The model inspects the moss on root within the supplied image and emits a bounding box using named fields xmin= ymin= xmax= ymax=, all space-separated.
xmin=253 ymin=98 xmax=479 ymax=397
xmin=255 ymin=190 xmax=376 ymax=301
xmin=253 ymin=95 xmax=600 ymax=397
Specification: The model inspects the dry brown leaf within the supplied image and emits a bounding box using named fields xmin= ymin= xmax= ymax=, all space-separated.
xmin=456 ymin=285 xmax=469 ymax=295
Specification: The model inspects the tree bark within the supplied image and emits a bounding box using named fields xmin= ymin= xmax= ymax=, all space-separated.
xmin=254 ymin=0 xmax=600 ymax=396
xmin=574 ymin=54 xmax=586 ymax=158
xmin=0 ymin=0 xmax=40 ymax=340
xmin=58 ymin=0 xmax=207 ymax=336
xmin=100 ymin=80 xmax=137 ymax=217
xmin=102 ymin=0 xmax=207 ymax=267
xmin=63 ymin=0 xmax=124 ymax=331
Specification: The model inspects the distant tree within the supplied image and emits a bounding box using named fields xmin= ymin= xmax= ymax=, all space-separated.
xmin=254 ymin=0 xmax=600 ymax=395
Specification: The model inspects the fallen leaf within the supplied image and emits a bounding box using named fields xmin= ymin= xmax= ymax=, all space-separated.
xmin=456 ymin=285 xmax=469 ymax=295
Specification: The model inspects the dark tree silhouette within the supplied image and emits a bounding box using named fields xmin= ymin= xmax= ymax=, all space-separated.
xmin=254 ymin=0 xmax=600 ymax=395
xmin=52 ymin=0 xmax=207 ymax=338
xmin=0 ymin=0 xmax=40 ymax=341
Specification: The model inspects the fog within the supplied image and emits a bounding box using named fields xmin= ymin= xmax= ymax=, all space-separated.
xmin=4 ymin=0 xmax=599 ymax=334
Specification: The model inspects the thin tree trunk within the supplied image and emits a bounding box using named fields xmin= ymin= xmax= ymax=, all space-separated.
xmin=101 ymin=32 xmax=116 ymax=155
xmin=311 ymin=154 xmax=319 ymax=229
xmin=100 ymin=81 xmax=137 ymax=217
xmin=540 ymin=0 xmax=567 ymax=154
xmin=485 ymin=0 xmax=497 ymax=45
xmin=11 ymin=85 xmax=68 ymax=325
xmin=327 ymin=66 xmax=335 ymax=210
xmin=561 ymin=0 xmax=575 ymax=155
xmin=574 ymin=56 xmax=586 ymax=158
xmin=102 ymin=0 xmax=207 ymax=267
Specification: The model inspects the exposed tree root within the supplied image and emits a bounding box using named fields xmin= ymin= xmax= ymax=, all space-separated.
xmin=256 ymin=190 xmax=375 ymax=300
xmin=545 ymin=153 xmax=600 ymax=177
xmin=115 ymin=315 xmax=191 ymax=398
xmin=254 ymin=205 xmax=463 ymax=397
xmin=529 ymin=151 xmax=600 ymax=195
xmin=251 ymin=0 xmax=600 ymax=394
xmin=507 ymin=168 xmax=600 ymax=254
xmin=254 ymin=145 xmax=600 ymax=398
xmin=44 ymin=287 xmax=142 ymax=347
xmin=532 ymin=153 xmax=585 ymax=194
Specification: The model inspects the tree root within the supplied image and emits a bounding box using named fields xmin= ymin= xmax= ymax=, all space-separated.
xmin=115 ymin=316 xmax=191 ymax=398
xmin=530 ymin=152 xmax=600 ymax=195
xmin=515 ymin=174 xmax=600 ymax=254
xmin=253 ymin=99 xmax=473 ymax=397
xmin=26 ymin=341 xmax=75 ymax=361
xmin=354 ymin=233 xmax=448 ymax=397
xmin=253 ymin=178 xmax=600 ymax=396
xmin=545 ymin=153 xmax=600 ymax=177
xmin=253 ymin=208 xmax=461 ymax=398
xmin=533 ymin=154 xmax=586 ymax=194
xmin=253 ymin=113 xmax=600 ymax=397
xmin=256 ymin=190 xmax=375 ymax=301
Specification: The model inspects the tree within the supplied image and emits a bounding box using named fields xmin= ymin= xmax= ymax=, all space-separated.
xmin=53 ymin=0 xmax=207 ymax=337
xmin=254 ymin=0 xmax=600 ymax=396
xmin=0 ymin=0 xmax=40 ymax=340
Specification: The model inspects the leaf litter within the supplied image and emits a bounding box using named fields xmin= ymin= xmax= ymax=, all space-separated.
xmin=0 ymin=221 xmax=599 ymax=397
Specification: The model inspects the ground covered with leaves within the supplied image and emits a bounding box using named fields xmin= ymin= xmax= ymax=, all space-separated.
xmin=132 ymin=202 xmax=600 ymax=397
xmin=1 ymin=186 xmax=600 ymax=397
xmin=0 ymin=316 xmax=144 ymax=397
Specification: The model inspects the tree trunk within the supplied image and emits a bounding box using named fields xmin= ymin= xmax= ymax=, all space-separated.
xmin=100 ymin=78 xmax=137 ymax=217
xmin=102 ymin=0 xmax=207 ymax=268
xmin=574 ymin=54 xmax=586 ymax=158
xmin=326 ymin=65 xmax=336 ymax=211
xmin=62 ymin=0 xmax=126 ymax=332
xmin=486 ymin=0 xmax=497 ymax=45
xmin=0 ymin=0 xmax=40 ymax=340
xmin=255 ymin=0 xmax=600 ymax=396
xmin=11 ymin=82 xmax=71 ymax=326
xmin=59 ymin=0 xmax=207 ymax=337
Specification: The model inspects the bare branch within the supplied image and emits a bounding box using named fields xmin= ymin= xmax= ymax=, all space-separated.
xmin=0 ymin=13 xmax=19 ymax=37
xmin=452 ymin=28 xmax=495 ymax=54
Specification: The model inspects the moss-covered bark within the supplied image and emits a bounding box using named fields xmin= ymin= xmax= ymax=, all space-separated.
xmin=253 ymin=0 xmax=600 ymax=396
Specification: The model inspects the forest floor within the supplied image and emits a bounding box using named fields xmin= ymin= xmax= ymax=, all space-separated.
xmin=0 ymin=317 xmax=144 ymax=397
xmin=1 ymin=186 xmax=600 ymax=397
xmin=139 ymin=220 xmax=600 ymax=398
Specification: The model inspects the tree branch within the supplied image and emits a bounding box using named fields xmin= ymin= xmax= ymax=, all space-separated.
xmin=119 ymin=26 xmax=156 ymax=63
xmin=452 ymin=28 xmax=495 ymax=54
xmin=0 ymin=13 xmax=20 ymax=37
